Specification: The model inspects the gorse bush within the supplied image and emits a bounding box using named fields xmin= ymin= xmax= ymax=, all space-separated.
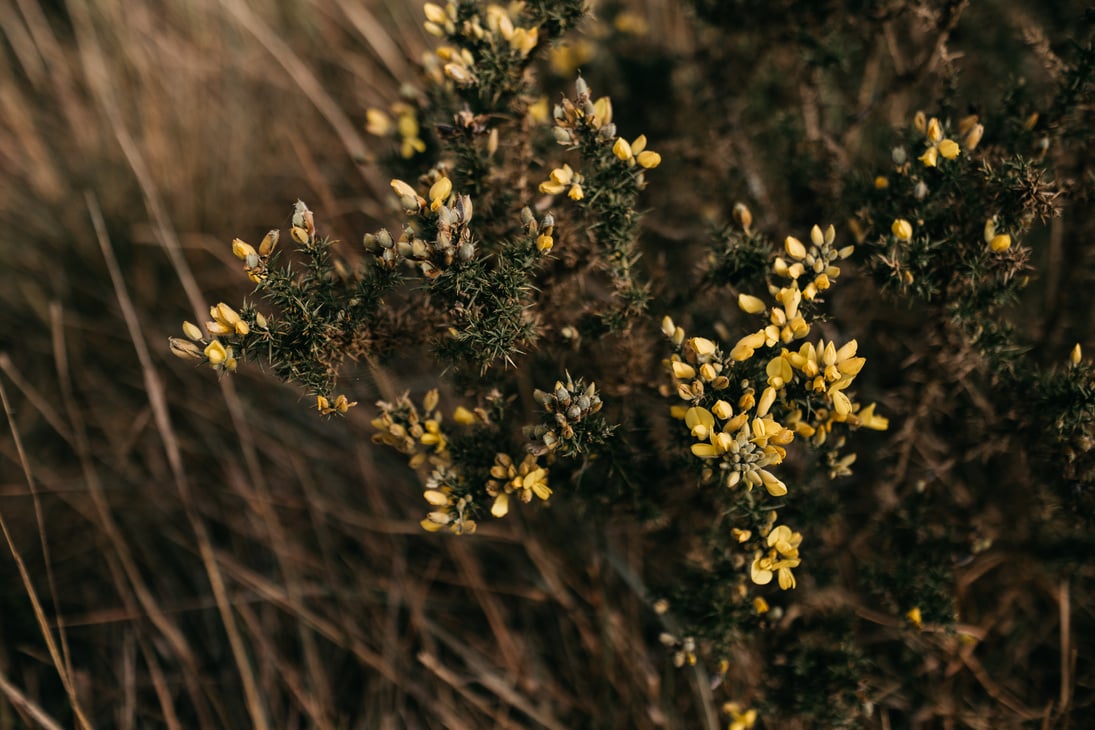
xmin=5 ymin=0 xmax=1094 ymax=726
xmin=166 ymin=1 xmax=1095 ymax=726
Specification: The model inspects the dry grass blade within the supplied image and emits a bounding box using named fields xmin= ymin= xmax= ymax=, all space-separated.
xmin=0 ymin=379 xmax=93 ymax=729
xmin=86 ymin=194 xmax=270 ymax=730
xmin=0 ymin=666 xmax=65 ymax=730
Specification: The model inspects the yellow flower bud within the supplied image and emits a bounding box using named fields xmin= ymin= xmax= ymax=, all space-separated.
xmin=636 ymin=150 xmax=661 ymax=169
xmin=913 ymin=110 xmax=927 ymax=134
xmin=291 ymin=226 xmax=310 ymax=244
xmin=983 ymin=217 xmax=997 ymax=243
xmin=444 ymin=62 xmax=474 ymax=85
xmin=258 ymin=229 xmax=279 ymax=257
xmin=232 ymin=238 xmax=256 ymax=260
xmin=592 ymin=96 xmax=613 ymax=126
xmin=989 ymin=233 xmax=1012 ymax=252
xmin=453 ymin=406 xmax=477 ymax=425
xmin=1070 ymin=343 xmax=1082 ymax=365
xmin=423 ymin=3 xmax=447 ymax=25
xmin=364 ymin=108 xmax=392 ymax=136
xmin=536 ymin=234 xmax=554 ymax=252
xmin=926 ymin=117 xmax=943 ymax=143
xmin=204 ymin=340 xmax=228 ymax=365
xmin=567 ymin=184 xmax=584 ymax=200
xmin=182 ymin=321 xmax=203 ymax=341
xmin=612 ymin=137 xmax=632 ymax=162
xmin=891 ymin=219 xmax=913 ymax=241
xmin=964 ymin=123 xmax=984 ymax=151
xmin=732 ymin=202 xmax=752 ymax=232
xmin=784 ymin=236 xmax=807 ymax=260
xmin=874 ymin=175 xmax=889 ymax=189
xmin=630 ymin=134 xmax=647 ymax=154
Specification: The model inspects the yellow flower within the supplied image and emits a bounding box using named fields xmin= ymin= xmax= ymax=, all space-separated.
xmin=722 ymin=700 xmax=757 ymax=730
xmin=918 ymin=116 xmax=960 ymax=166
xmin=365 ymin=108 xmax=392 ymax=136
xmin=1071 ymin=343 xmax=1083 ymax=365
xmin=891 ymin=218 xmax=913 ymax=241
xmin=750 ymin=524 xmax=803 ymax=589
xmin=539 ymin=164 xmax=584 ymax=201
xmin=231 ymin=238 xmax=257 ymax=260
xmin=636 ymin=150 xmax=661 ymax=169
xmin=428 ymin=176 xmax=453 ymax=210
xmin=906 ymin=606 xmax=923 ymax=629
xmin=685 ymin=406 xmax=715 ymax=440
xmin=989 ymin=233 xmax=1012 ymax=252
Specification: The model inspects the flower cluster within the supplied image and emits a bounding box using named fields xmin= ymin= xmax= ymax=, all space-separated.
xmin=485 ymin=453 xmax=551 ymax=517
xmin=365 ymin=175 xmax=476 ymax=277
xmin=370 ymin=389 xmax=554 ymax=533
xmin=524 ymin=373 xmax=611 ymax=457
xmin=664 ymin=220 xmax=887 ymax=591
xmin=169 ymin=301 xmax=268 ymax=376
xmin=913 ymin=111 xmax=962 ymax=168
xmin=364 ymin=102 xmax=427 ymax=159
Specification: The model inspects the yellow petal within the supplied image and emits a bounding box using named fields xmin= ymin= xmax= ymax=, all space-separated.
xmin=738 ymin=293 xmax=766 ymax=314
xmin=784 ymin=236 xmax=807 ymax=260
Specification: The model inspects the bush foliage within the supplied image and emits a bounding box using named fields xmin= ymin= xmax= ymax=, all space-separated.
xmin=3 ymin=1 xmax=1095 ymax=727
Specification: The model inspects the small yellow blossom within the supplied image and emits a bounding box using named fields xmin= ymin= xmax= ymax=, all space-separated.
xmin=989 ymin=233 xmax=1012 ymax=252
xmin=1071 ymin=343 xmax=1083 ymax=365
xmin=428 ymin=176 xmax=453 ymax=210
xmin=753 ymin=597 xmax=769 ymax=614
xmin=891 ymin=218 xmax=913 ymax=241
xmin=918 ymin=115 xmax=960 ymax=167
xmin=452 ymin=405 xmax=477 ymax=425
xmin=906 ymin=607 xmax=923 ymax=629
xmin=636 ymin=150 xmax=661 ymax=168
xmin=722 ymin=703 xmax=757 ymax=730
xmin=874 ymin=175 xmax=889 ymax=189
xmin=539 ymin=164 xmax=584 ymax=200
xmin=750 ymin=524 xmax=802 ymax=589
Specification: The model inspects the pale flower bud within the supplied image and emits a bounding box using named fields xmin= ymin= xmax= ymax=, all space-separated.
xmin=182 ymin=321 xmax=203 ymax=341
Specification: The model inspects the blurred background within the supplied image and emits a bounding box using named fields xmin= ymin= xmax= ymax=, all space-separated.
xmin=1 ymin=0 xmax=1093 ymax=727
